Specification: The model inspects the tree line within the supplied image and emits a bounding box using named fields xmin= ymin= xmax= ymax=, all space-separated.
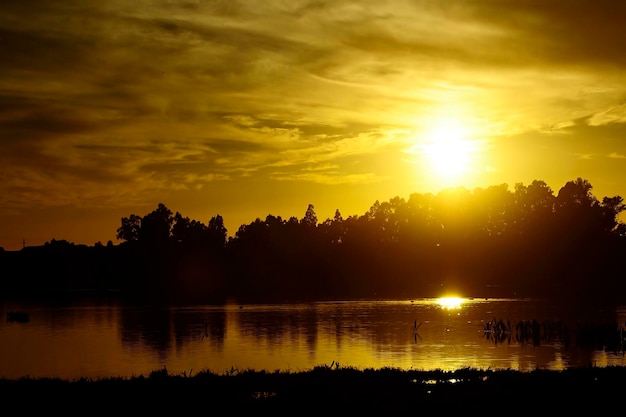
xmin=1 ymin=177 xmax=625 ymax=304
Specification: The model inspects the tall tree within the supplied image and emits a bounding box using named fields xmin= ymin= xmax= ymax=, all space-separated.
xmin=301 ymin=204 xmax=318 ymax=227
xmin=139 ymin=203 xmax=174 ymax=243
xmin=556 ymin=177 xmax=596 ymax=209
xmin=116 ymin=214 xmax=142 ymax=242
xmin=600 ymin=196 xmax=626 ymax=233
xmin=208 ymin=214 xmax=227 ymax=248
xmin=171 ymin=212 xmax=208 ymax=246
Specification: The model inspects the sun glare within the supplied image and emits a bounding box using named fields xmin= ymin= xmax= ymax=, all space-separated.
xmin=407 ymin=117 xmax=481 ymax=189
xmin=426 ymin=130 xmax=467 ymax=174
xmin=423 ymin=121 xmax=474 ymax=178
xmin=436 ymin=296 xmax=465 ymax=310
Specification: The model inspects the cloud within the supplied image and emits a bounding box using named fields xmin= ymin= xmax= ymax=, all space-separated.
xmin=270 ymin=170 xmax=381 ymax=185
xmin=588 ymin=104 xmax=626 ymax=126
xmin=2 ymin=0 xmax=626 ymax=223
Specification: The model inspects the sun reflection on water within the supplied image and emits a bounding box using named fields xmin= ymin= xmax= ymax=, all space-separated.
xmin=436 ymin=296 xmax=465 ymax=310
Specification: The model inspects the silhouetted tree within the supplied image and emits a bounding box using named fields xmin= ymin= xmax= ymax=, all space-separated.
xmin=614 ymin=223 xmax=626 ymax=237
xmin=171 ymin=212 xmax=208 ymax=246
xmin=553 ymin=178 xmax=604 ymax=240
xmin=319 ymin=209 xmax=345 ymax=244
xmin=556 ymin=177 xmax=595 ymax=209
xmin=207 ymin=214 xmax=227 ymax=249
xmin=5 ymin=176 xmax=626 ymax=304
xmin=600 ymin=196 xmax=625 ymax=234
xmin=139 ymin=203 xmax=174 ymax=244
xmin=116 ymin=214 xmax=142 ymax=242
xmin=511 ymin=180 xmax=555 ymax=235
xmin=301 ymin=204 xmax=318 ymax=227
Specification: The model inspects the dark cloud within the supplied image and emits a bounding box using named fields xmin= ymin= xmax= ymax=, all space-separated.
xmin=462 ymin=0 xmax=626 ymax=68
xmin=0 ymin=99 xmax=100 ymax=140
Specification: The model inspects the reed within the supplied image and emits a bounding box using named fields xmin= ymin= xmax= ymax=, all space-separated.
xmin=1 ymin=365 xmax=625 ymax=412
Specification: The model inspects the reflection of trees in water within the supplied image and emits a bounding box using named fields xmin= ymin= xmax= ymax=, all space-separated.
xmin=119 ymin=308 xmax=229 ymax=356
xmin=236 ymin=307 xmax=319 ymax=354
xmin=574 ymin=322 xmax=626 ymax=353
xmin=172 ymin=310 xmax=226 ymax=350
xmin=481 ymin=316 xmax=626 ymax=354
xmin=119 ymin=307 xmax=172 ymax=362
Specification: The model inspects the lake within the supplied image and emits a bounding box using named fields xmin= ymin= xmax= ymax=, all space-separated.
xmin=1 ymin=296 xmax=625 ymax=380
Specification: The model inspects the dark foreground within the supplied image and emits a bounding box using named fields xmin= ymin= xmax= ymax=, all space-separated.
xmin=2 ymin=366 xmax=625 ymax=413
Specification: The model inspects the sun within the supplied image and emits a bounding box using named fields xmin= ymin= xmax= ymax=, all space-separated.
xmin=407 ymin=117 xmax=481 ymax=189
xmin=422 ymin=120 xmax=474 ymax=179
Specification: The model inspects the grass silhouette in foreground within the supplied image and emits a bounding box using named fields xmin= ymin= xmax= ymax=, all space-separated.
xmin=2 ymin=365 xmax=625 ymax=412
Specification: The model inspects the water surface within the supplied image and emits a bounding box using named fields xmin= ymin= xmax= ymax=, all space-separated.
xmin=1 ymin=297 xmax=625 ymax=380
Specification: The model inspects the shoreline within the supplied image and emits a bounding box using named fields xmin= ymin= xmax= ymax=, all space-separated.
xmin=2 ymin=365 xmax=626 ymax=411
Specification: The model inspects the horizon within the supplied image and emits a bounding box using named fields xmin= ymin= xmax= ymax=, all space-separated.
xmin=2 ymin=175 xmax=622 ymax=252
xmin=2 ymin=2 xmax=626 ymax=251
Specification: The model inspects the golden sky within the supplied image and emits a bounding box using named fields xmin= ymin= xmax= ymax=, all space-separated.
xmin=2 ymin=1 xmax=626 ymax=250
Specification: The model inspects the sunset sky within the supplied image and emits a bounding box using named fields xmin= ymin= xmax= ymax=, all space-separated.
xmin=2 ymin=1 xmax=626 ymax=251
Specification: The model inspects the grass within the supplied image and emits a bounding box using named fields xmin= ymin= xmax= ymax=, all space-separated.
xmin=2 ymin=364 xmax=625 ymax=413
